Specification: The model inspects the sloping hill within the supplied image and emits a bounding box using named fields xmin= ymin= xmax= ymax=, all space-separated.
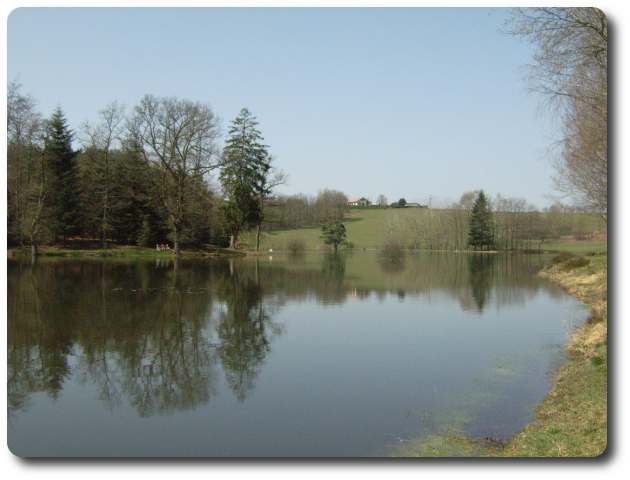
xmin=242 ymin=208 xmax=388 ymax=251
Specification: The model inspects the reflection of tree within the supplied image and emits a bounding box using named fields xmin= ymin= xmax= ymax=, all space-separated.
xmin=466 ymin=254 xmax=496 ymax=312
xmin=377 ymin=253 xmax=406 ymax=274
xmin=113 ymin=260 xmax=218 ymax=416
xmin=321 ymin=252 xmax=346 ymax=278
xmin=7 ymin=253 xmax=552 ymax=418
xmin=377 ymin=240 xmax=406 ymax=274
xmin=8 ymin=259 xmax=221 ymax=417
xmin=7 ymin=261 xmax=75 ymax=416
xmin=215 ymin=259 xmax=279 ymax=402
xmin=317 ymin=253 xmax=348 ymax=304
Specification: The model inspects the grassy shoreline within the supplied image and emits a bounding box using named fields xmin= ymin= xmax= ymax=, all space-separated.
xmin=484 ymin=250 xmax=608 ymax=457
xmin=7 ymin=244 xmax=260 ymax=258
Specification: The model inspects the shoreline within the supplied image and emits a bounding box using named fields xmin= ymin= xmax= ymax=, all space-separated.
xmin=484 ymin=251 xmax=607 ymax=457
xmin=7 ymin=245 xmax=263 ymax=258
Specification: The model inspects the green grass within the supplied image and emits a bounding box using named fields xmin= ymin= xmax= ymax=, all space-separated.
xmin=244 ymin=208 xmax=389 ymax=251
xmin=244 ymin=208 xmax=607 ymax=253
xmin=542 ymin=240 xmax=607 ymax=255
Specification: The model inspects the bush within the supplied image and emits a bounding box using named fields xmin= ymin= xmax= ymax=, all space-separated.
xmin=550 ymin=251 xmax=577 ymax=265
xmin=559 ymin=256 xmax=591 ymax=272
xmin=286 ymin=237 xmax=306 ymax=254
xmin=378 ymin=239 xmax=405 ymax=262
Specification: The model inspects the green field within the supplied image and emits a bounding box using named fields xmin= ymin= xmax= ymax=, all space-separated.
xmin=541 ymin=240 xmax=607 ymax=254
xmin=243 ymin=208 xmax=389 ymax=251
xmin=241 ymin=208 xmax=607 ymax=253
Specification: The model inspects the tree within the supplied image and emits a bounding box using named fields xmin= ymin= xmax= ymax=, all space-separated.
xmin=45 ymin=107 xmax=84 ymax=241
xmin=7 ymin=82 xmax=49 ymax=254
xmin=79 ymin=101 xmax=126 ymax=248
xmin=504 ymin=8 xmax=607 ymax=220
xmin=127 ymin=95 xmax=222 ymax=254
xmin=376 ymin=194 xmax=388 ymax=206
xmin=313 ymin=188 xmax=348 ymax=223
xmin=219 ymin=108 xmax=274 ymax=249
xmin=252 ymin=159 xmax=287 ymax=251
xmin=467 ymin=191 xmax=494 ymax=250
xmin=320 ymin=220 xmax=347 ymax=251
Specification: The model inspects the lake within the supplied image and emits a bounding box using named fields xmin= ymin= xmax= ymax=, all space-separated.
xmin=7 ymin=251 xmax=587 ymax=457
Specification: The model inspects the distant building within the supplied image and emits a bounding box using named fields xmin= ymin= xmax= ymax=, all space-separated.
xmin=347 ymin=197 xmax=372 ymax=206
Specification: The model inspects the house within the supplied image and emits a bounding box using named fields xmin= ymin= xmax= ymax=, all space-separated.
xmin=347 ymin=197 xmax=372 ymax=207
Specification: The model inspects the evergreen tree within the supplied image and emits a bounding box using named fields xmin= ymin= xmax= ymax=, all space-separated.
xmin=219 ymin=108 xmax=272 ymax=249
xmin=467 ymin=190 xmax=494 ymax=250
xmin=45 ymin=107 xmax=83 ymax=241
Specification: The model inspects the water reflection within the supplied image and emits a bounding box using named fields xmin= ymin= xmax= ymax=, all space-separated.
xmin=215 ymin=259 xmax=282 ymax=401
xmin=7 ymin=258 xmax=283 ymax=417
xmin=377 ymin=254 xmax=406 ymax=274
xmin=8 ymin=252 xmax=562 ymax=421
xmin=467 ymin=254 xmax=495 ymax=313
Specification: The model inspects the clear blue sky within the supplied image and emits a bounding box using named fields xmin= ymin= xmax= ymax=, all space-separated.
xmin=2 ymin=5 xmax=616 ymax=210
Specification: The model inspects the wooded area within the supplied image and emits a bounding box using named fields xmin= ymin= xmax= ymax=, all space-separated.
xmin=7 ymin=9 xmax=606 ymax=255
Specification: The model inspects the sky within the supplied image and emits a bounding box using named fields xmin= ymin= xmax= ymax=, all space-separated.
xmin=6 ymin=5 xmax=581 ymax=210
xmin=2 ymin=2 xmax=628 ymax=478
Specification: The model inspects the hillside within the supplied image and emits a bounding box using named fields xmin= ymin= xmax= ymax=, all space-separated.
xmin=240 ymin=208 xmax=607 ymax=253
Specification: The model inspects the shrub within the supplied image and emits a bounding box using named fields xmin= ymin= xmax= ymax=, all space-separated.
xmin=286 ymin=237 xmax=306 ymax=254
xmin=378 ymin=239 xmax=405 ymax=262
xmin=559 ymin=256 xmax=591 ymax=272
xmin=550 ymin=251 xmax=577 ymax=265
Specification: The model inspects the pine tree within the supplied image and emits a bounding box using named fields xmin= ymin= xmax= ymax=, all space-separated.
xmin=219 ymin=108 xmax=272 ymax=249
xmin=45 ymin=107 xmax=83 ymax=241
xmin=467 ymin=190 xmax=494 ymax=250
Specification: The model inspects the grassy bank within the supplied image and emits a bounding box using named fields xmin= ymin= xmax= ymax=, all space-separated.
xmin=484 ymin=249 xmax=608 ymax=457
xmin=8 ymin=243 xmax=255 ymax=258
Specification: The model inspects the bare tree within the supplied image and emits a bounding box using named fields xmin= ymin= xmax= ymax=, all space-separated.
xmin=127 ymin=95 xmax=222 ymax=254
xmin=7 ymin=81 xmax=47 ymax=254
xmin=504 ymin=8 xmax=607 ymax=220
xmin=314 ymin=189 xmax=348 ymax=223
xmin=79 ymin=101 xmax=126 ymax=248
xmin=254 ymin=161 xmax=288 ymax=251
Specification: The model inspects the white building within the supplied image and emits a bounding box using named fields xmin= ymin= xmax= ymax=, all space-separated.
xmin=347 ymin=197 xmax=372 ymax=207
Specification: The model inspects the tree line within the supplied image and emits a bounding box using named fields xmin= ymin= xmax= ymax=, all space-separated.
xmin=382 ymin=190 xmax=604 ymax=252
xmin=265 ymin=189 xmax=349 ymax=230
xmin=7 ymin=84 xmax=287 ymax=254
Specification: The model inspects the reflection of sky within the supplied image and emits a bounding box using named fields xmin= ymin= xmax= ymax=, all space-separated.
xmin=8 ymin=254 xmax=587 ymax=457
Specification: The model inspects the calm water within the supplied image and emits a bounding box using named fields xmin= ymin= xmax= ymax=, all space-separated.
xmin=7 ymin=252 xmax=586 ymax=457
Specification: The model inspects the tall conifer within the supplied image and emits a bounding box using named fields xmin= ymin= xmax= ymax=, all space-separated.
xmin=219 ymin=108 xmax=271 ymax=248
xmin=45 ymin=107 xmax=83 ymax=241
xmin=467 ymin=190 xmax=494 ymax=250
